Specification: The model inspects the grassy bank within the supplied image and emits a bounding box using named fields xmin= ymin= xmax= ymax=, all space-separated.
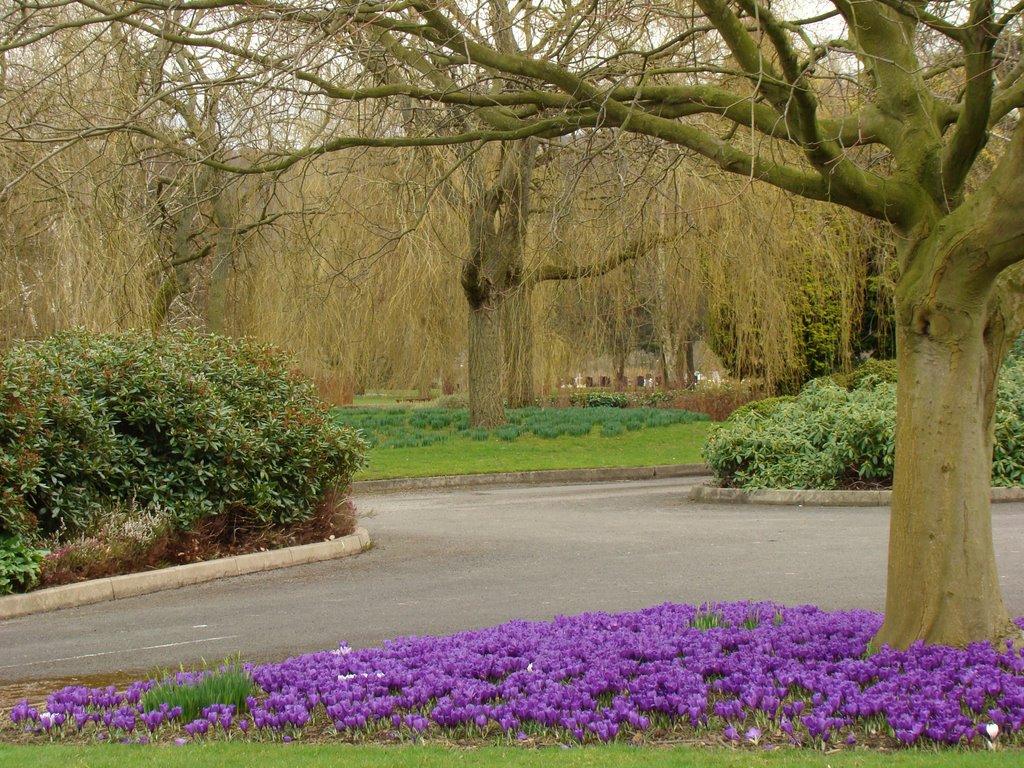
xmin=2 ymin=744 xmax=1016 ymax=768
xmin=350 ymin=421 xmax=712 ymax=480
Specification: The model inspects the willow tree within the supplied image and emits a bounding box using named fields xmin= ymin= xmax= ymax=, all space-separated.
xmin=5 ymin=0 xmax=1024 ymax=647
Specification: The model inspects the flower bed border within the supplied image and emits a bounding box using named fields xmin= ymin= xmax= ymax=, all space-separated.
xmin=689 ymin=485 xmax=1024 ymax=507
xmin=0 ymin=528 xmax=371 ymax=620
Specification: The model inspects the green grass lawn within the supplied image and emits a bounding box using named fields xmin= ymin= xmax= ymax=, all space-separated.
xmin=1 ymin=743 xmax=1016 ymax=768
xmin=353 ymin=421 xmax=712 ymax=480
xmin=352 ymin=392 xmax=434 ymax=407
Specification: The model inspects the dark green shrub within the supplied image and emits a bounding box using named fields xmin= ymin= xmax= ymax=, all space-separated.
xmin=705 ymin=358 xmax=1024 ymax=489
xmin=0 ymin=330 xmax=366 ymax=539
xmin=569 ymin=391 xmax=629 ymax=408
xmin=0 ymin=533 xmax=46 ymax=594
xmin=723 ymin=396 xmax=798 ymax=423
xmin=829 ymin=358 xmax=898 ymax=390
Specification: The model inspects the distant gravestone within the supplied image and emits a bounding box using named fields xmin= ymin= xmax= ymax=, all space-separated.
xmin=586 ymin=376 xmax=595 ymax=387
xmin=600 ymin=376 xmax=610 ymax=387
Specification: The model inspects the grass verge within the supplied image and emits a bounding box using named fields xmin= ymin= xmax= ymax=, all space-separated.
xmin=354 ymin=422 xmax=711 ymax=480
xmin=1 ymin=744 xmax=1018 ymax=768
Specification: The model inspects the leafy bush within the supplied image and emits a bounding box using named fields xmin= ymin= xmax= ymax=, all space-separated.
xmin=0 ymin=534 xmax=46 ymax=594
xmin=828 ymin=358 xmax=897 ymax=390
xmin=565 ymin=389 xmax=688 ymax=409
xmin=717 ymin=395 xmax=797 ymax=423
xmin=568 ymin=391 xmax=629 ymax=408
xmin=994 ymin=361 xmax=1024 ymax=487
xmin=704 ymin=378 xmax=897 ymax=489
xmin=0 ymin=330 xmax=366 ymax=540
xmin=705 ymin=358 xmax=1024 ymax=489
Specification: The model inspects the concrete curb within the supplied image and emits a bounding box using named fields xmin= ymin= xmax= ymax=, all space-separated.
xmin=689 ymin=485 xmax=1024 ymax=507
xmin=0 ymin=527 xmax=372 ymax=620
xmin=352 ymin=464 xmax=710 ymax=494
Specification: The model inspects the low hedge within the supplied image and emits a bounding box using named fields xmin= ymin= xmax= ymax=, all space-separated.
xmin=0 ymin=329 xmax=366 ymax=542
xmin=704 ymin=359 xmax=1024 ymax=490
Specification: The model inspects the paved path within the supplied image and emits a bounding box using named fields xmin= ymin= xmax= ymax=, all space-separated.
xmin=2 ymin=477 xmax=1023 ymax=687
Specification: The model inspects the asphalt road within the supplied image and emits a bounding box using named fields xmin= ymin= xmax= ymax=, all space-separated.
xmin=2 ymin=477 xmax=1023 ymax=687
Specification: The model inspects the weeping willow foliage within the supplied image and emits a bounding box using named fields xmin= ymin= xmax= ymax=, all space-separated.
xmin=233 ymin=148 xmax=468 ymax=398
xmin=1 ymin=117 xmax=891 ymax=397
xmin=535 ymin=163 xmax=894 ymax=394
xmin=0 ymin=142 xmax=159 ymax=346
xmin=0 ymin=30 xmax=889 ymax=394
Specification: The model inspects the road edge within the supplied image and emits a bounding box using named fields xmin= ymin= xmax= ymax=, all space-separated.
xmin=689 ymin=485 xmax=1024 ymax=507
xmin=0 ymin=528 xmax=372 ymax=621
xmin=351 ymin=463 xmax=710 ymax=493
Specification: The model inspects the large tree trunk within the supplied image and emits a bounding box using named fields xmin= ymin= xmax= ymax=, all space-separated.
xmin=875 ymin=306 xmax=1015 ymax=648
xmin=461 ymin=140 xmax=535 ymax=427
xmin=468 ymin=298 xmax=505 ymax=428
xmin=503 ymin=283 xmax=535 ymax=408
xmin=670 ymin=338 xmax=694 ymax=388
xmin=875 ymin=122 xmax=1024 ymax=648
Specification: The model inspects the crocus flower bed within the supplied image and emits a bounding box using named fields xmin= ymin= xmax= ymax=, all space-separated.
xmin=7 ymin=602 xmax=1024 ymax=749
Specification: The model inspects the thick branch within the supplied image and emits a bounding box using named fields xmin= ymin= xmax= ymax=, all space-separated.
xmin=530 ymin=235 xmax=650 ymax=287
xmin=941 ymin=0 xmax=997 ymax=202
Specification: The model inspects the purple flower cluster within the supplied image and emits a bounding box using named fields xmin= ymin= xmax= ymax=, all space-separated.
xmin=7 ymin=602 xmax=1024 ymax=748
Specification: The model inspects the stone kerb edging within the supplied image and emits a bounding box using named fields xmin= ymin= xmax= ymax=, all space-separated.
xmin=689 ymin=485 xmax=1024 ymax=507
xmin=352 ymin=463 xmax=710 ymax=494
xmin=0 ymin=527 xmax=372 ymax=621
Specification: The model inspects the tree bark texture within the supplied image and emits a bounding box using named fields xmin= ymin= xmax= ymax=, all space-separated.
xmin=206 ymin=193 xmax=234 ymax=334
xmin=876 ymin=304 xmax=1015 ymax=648
xmin=875 ymin=125 xmax=1024 ymax=647
xmin=468 ymin=299 xmax=506 ymax=429
xmin=503 ymin=283 xmax=535 ymax=408
xmin=461 ymin=140 xmax=535 ymax=427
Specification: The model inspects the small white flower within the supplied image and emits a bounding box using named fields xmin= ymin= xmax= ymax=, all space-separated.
xmin=986 ymin=722 xmax=1000 ymax=740
xmin=527 ymin=663 xmax=534 ymax=672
